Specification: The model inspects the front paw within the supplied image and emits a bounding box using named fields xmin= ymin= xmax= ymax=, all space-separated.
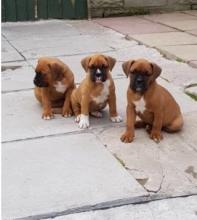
xmin=110 ymin=115 xmax=123 ymax=123
xmin=42 ymin=110 xmax=54 ymax=120
xmin=78 ymin=114 xmax=89 ymax=129
xmin=150 ymin=130 xmax=163 ymax=143
xmin=120 ymin=131 xmax=134 ymax=143
xmin=62 ymin=107 xmax=73 ymax=118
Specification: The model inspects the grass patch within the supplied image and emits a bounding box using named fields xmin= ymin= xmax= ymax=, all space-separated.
xmin=185 ymin=91 xmax=197 ymax=101
xmin=113 ymin=153 xmax=126 ymax=167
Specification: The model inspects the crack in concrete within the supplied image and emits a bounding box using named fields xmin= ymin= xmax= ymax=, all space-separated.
xmin=144 ymin=174 xmax=165 ymax=194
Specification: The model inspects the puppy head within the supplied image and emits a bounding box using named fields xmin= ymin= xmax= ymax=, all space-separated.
xmin=81 ymin=54 xmax=116 ymax=83
xmin=34 ymin=58 xmax=64 ymax=87
xmin=122 ymin=58 xmax=161 ymax=93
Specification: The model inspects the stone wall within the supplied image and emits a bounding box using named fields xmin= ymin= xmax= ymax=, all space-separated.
xmin=90 ymin=0 xmax=197 ymax=17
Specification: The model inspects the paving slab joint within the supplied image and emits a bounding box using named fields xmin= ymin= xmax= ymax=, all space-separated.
xmin=2 ymin=33 xmax=26 ymax=62
xmin=14 ymin=193 xmax=197 ymax=220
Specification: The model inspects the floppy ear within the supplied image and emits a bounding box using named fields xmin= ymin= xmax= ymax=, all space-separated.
xmin=150 ymin=62 xmax=162 ymax=80
xmin=122 ymin=60 xmax=135 ymax=77
xmin=48 ymin=62 xmax=64 ymax=80
xmin=105 ymin=56 xmax=116 ymax=70
xmin=81 ymin=56 xmax=91 ymax=72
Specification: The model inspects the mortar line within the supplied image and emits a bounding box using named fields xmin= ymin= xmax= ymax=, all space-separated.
xmin=2 ymin=130 xmax=89 ymax=144
xmin=2 ymin=123 xmax=125 ymax=144
xmin=15 ymin=193 xmax=197 ymax=220
xmin=2 ymin=33 xmax=27 ymax=61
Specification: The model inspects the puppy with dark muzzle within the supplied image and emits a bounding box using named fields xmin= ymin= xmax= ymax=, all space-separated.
xmin=34 ymin=57 xmax=75 ymax=119
xmin=71 ymin=54 xmax=122 ymax=129
xmin=120 ymin=58 xmax=183 ymax=143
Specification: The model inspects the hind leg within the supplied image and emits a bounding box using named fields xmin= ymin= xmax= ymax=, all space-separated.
xmin=164 ymin=114 xmax=183 ymax=132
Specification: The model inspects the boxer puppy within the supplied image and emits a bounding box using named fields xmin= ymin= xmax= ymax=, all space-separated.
xmin=34 ymin=57 xmax=75 ymax=119
xmin=120 ymin=58 xmax=183 ymax=143
xmin=71 ymin=54 xmax=122 ymax=128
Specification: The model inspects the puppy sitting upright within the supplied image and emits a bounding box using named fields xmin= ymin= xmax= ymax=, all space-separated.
xmin=34 ymin=57 xmax=75 ymax=119
xmin=71 ymin=54 xmax=122 ymax=128
xmin=121 ymin=58 xmax=183 ymax=143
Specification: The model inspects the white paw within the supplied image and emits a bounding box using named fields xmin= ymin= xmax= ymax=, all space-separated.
xmin=78 ymin=114 xmax=89 ymax=129
xmin=90 ymin=111 xmax=103 ymax=118
xmin=110 ymin=115 xmax=122 ymax=123
xmin=43 ymin=115 xmax=54 ymax=120
xmin=63 ymin=113 xmax=72 ymax=118
xmin=75 ymin=115 xmax=81 ymax=123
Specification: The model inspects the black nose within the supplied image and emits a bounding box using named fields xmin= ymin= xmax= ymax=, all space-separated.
xmin=136 ymin=76 xmax=144 ymax=84
xmin=136 ymin=78 xmax=143 ymax=83
xmin=95 ymin=68 xmax=102 ymax=77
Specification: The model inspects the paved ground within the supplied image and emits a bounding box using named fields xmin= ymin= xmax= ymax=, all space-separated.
xmin=2 ymin=11 xmax=197 ymax=220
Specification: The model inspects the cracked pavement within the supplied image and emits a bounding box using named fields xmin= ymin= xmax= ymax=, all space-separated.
xmin=2 ymin=12 xmax=197 ymax=220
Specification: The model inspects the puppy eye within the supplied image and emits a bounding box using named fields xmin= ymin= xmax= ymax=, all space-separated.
xmin=101 ymin=64 xmax=108 ymax=69
xmin=90 ymin=65 xmax=96 ymax=69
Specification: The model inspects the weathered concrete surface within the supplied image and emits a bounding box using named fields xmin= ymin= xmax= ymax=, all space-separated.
xmin=93 ymin=111 xmax=197 ymax=195
xmin=1 ymin=61 xmax=35 ymax=92
xmin=143 ymin=11 xmax=197 ymax=22
xmin=94 ymin=11 xmax=197 ymax=68
xmin=2 ymin=15 xmax=197 ymax=220
xmin=2 ymin=90 xmax=125 ymax=143
xmin=157 ymin=19 xmax=197 ymax=31
xmin=131 ymin=32 xmax=197 ymax=47
xmin=2 ymin=20 xmax=136 ymax=61
xmin=1 ymin=39 xmax=24 ymax=62
xmin=49 ymin=195 xmax=197 ymax=220
xmin=2 ymin=133 xmax=147 ymax=219
xmin=158 ymin=45 xmax=197 ymax=61
xmin=95 ymin=16 xmax=175 ymax=35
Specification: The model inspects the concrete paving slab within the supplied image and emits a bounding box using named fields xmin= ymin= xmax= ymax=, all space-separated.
xmin=131 ymin=32 xmax=197 ymax=47
xmin=8 ymin=34 xmax=114 ymax=60
xmin=2 ymin=20 xmax=113 ymax=41
xmin=2 ymin=89 xmax=124 ymax=142
xmin=94 ymin=17 xmax=175 ymax=35
xmin=2 ymin=20 xmax=137 ymax=61
xmin=183 ymin=10 xmax=197 ymax=17
xmin=159 ymin=19 xmax=197 ymax=31
xmin=93 ymin=111 xmax=197 ymax=195
xmin=2 ymin=62 xmax=35 ymax=92
xmin=157 ymin=59 xmax=197 ymax=87
xmin=188 ymin=29 xmax=197 ymax=36
xmin=1 ymin=40 xmax=24 ymax=62
xmin=2 ymin=133 xmax=147 ymax=219
xmin=1 ymin=20 xmax=79 ymax=41
xmin=189 ymin=60 xmax=197 ymax=68
xmin=158 ymin=45 xmax=197 ymax=61
xmin=143 ymin=12 xmax=197 ymax=23
xmin=51 ymin=195 xmax=197 ymax=220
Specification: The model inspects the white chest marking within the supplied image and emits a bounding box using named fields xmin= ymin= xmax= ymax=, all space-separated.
xmin=92 ymin=79 xmax=110 ymax=104
xmin=133 ymin=97 xmax=146 ymax=113
xmin=54 ymin=81 xmax=67 ymax=93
